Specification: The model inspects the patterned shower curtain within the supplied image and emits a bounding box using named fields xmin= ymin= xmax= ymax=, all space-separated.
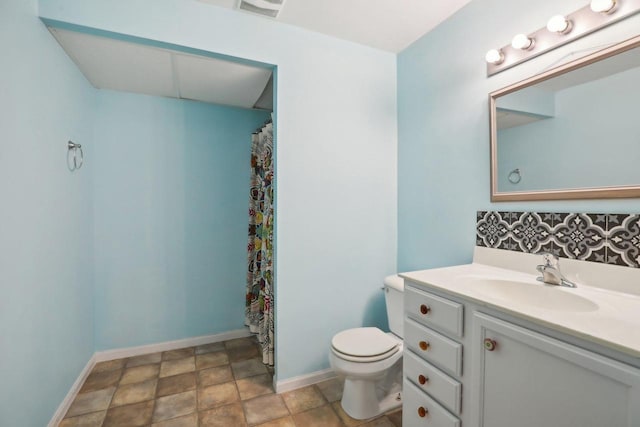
xmin=245 ymin=121 xmax=274 ymax=366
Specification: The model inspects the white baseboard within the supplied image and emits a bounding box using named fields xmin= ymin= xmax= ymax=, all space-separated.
xmin=275 ymin=368 xmax=336 ymax=394
xmin=94 ymin=328 xmax=251 ymax=362
xmin=48 ymin=354 xmax=97 ymax=427
xmin=49 ymin=328 xmax=251 ymax=426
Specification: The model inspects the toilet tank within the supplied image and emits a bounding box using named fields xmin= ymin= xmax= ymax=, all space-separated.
xmin=384 ymin=275 xmax=404 ymax=338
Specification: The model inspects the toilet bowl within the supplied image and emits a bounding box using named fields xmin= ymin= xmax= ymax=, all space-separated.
xmin=328 ymin=275 xmax=404 ymax=420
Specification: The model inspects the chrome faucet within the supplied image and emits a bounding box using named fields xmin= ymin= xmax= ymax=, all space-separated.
xmin=536 ymin=253 xmax=577 ymax=288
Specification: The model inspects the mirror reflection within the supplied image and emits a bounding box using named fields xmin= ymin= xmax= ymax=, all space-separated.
xmin=491 ymin=36 xmax=640 ymax=200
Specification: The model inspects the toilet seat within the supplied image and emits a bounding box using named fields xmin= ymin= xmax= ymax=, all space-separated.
xmin=331 ymin=327 xmax=400 ymax=363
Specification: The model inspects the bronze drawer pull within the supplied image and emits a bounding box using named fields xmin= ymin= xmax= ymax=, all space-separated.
xmin=484 ymin=338 xmax=497 ymax=351
xmin=418 ymin=374 xmax=429 ymax=385
xmin=420 ymin=304 xmax=431 ymax=315
xmin=419 ymin=341 xmax=430 ymax=351
xmin=418 ymin=406 xmax=429 ymax=417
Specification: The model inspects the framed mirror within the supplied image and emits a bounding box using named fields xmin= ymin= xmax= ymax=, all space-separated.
xmin=490 ymin=34 xmax=640 ymax=201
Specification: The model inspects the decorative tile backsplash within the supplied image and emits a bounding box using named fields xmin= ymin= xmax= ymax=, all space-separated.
xmin=476 ymin=211 xmax=640 ymax=268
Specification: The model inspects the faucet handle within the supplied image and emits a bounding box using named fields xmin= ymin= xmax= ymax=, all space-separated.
xmin=538 ymin=251 xmax=558 ymax=267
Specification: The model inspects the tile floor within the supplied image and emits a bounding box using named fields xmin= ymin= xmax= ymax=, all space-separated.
xmin=59 ymin=336 xmax=403 ymax=426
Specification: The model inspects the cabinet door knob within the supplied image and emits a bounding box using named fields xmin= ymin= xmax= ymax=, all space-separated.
xmin=419 ymin=341 xmax=430 ymax=351
xmin=420 ymin=304 xmax=431 ymax=315
xmin=418 ymin=374 xmax=429 ymax=385
xmin=418 ymin=406 xmax=429 ymax=418
xmin=484 ymin=338 xmax=497 ymax=351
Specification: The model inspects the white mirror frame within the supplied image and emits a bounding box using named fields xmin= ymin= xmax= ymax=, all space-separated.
xmin=490 ymin=34 xmax=640 ymax=202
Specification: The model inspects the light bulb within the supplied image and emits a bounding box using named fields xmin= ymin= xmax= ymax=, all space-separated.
xmin=485 ymin=49 xmax=504 ymax=65
xmin=547 ymin=15 xmax=572 ymax=34
xmin=511 ymin=34 xmax=534 ymax=50
xmin=590 ymin=0 xmax=617 ymax=13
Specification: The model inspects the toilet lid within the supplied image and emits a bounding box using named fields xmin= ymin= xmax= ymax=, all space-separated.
xmin=331 ymin=327 xmax=399 ymax=358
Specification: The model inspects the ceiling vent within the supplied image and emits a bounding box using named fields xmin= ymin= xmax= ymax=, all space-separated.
xmin=237 ymin=0 xmax=286 ymax=18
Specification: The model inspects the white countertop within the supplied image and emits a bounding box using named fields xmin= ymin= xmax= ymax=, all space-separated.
xmin=400 ymin=257 xmax=640 ymax=360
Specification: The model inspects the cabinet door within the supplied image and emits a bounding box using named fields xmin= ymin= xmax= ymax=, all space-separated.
xmin=472 ymin=313 xmax=640 ymax=427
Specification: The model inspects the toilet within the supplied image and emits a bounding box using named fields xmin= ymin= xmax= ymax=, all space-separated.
xmin=329 ymin=275 xmax=404 ymax=420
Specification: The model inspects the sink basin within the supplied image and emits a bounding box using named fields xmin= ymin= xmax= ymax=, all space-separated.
xmin=463 ymin=277 xmax=599 ymax=313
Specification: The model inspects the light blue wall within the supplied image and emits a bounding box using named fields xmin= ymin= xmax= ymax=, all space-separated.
xmin=92 ymin=90 xmax=270 ymax=349
xmin=398 ymin=0 xmax=640 ymax=272
xmin=39 ymin=0 xmax=398 ymax=381
xmin=0 ymin=1 xmax=95 ymax=425
xmin=498 ymin=66 xmax=640 ymax=191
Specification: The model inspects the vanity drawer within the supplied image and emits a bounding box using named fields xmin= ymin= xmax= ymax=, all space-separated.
xmin=405 ymin=318 xmax=462 ymax=377
xmin=404 ymin=350 xmax=461 ymax=415
xmin=405 ymin=284 xmax=464 ymax=337
xmin=403 ymin=379 xmax=460 ymax=427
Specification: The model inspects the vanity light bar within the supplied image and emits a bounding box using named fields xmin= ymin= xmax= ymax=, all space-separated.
xmin=486 ymin=0 xmax=640 ymax=76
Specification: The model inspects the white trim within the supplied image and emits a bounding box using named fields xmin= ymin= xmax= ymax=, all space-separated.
xmin=48 ymin=354 xmax=97 ymax=427
xmin=49 ymin=328 xmax=251 ymax=425
xmin=94 ymin=328 xmax=251 ymax=362
xmin=275 ymin=368 xmax=336 ymax=394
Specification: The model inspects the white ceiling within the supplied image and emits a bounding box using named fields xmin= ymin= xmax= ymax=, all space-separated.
xmin=49 ymin=28 xmax=273 ymax=110
xmin=199 ymin=0 xmax=473 ymax=53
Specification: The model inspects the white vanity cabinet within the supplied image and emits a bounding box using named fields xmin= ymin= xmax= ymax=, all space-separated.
xmin=402 ymin=279 xmax=640 ymax=427
xmin=473 ymin=313 xmax=640 ymax=427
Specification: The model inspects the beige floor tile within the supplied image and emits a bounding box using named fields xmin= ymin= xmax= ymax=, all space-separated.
xmin=198 ymin=381 xmax=240 ymax=410
xmin=195 ymin=351 xmax=229 ymax=370
xmin=292 ymin=405 xmax=343 ymax=427
xmin=360 ymin=417 xmax=395 ymax=427
xmin=151 ymin=412 xmax=198 ymax=427
xmin=80 ymin=369 xmax=121 ymax=393
xmin=386 ymin=409 xmax=402 ymax=427
xmin=103 ymin=400 xmax=154 ymax=426
xmin=126 ymin=352 xmax=162 ymax=368
xmin=316 ymin=377 xmax=344 ymax=403
xmin=231 ymin=358 xmax=268 ymax=379
xmin=200 ymin=402 xmax=247 ymax=427
xmin=110 ymin=379 xmax=157 ymax=407
xmin=198 ymin=365 xmax=234 ymax=388
xmin=332 ymin=401 xmax=369 ymax=427
xmin=236 ymin=373 xmax=274 ymax=400
xmin=120 ymin=363 xmax=160 ymax=385
xmin=157 ymin=372 xmax=197 ymax=397
xmin=163 ymin=348 xmax=195 ymax=361
xmin=153 ymin=390 xmax=197 ymax=422
xmin=59 ymin=410 xmax=106 ymax=427
xmin=195 ymin=342 xmax=226 ymax=355
xmin=160 ymin=357 xmax=196 ymax=377
xmin=242 ymin=394 xmax=290 ymax=425
xmin=227 ymin=344 xmax=260 ymax=362
xmin=224 ymin=337 xmax=257 ymax=349
xmin=281 ymin=385 xmax=326 ymax=414
xmin=92 ymin=359 xmax=126 ymax=373
xmin=66 ymin=387 xmax=116 ymax=417
xmin=255 ymin=416 xmax=296 ymax=427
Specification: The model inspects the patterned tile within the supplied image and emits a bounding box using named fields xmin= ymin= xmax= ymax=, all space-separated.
xmin=151 ymin=413 xmax=198 ymax=427
xmin=160 ymin=357 xmax=196 ymax=377
xmin=231 ymin=358 xmax=269 ymax=379
xmin=66 ymin=387 xmax=115 ymax=417
xmin=59 ymin=410 xmax=106 ymax=427
xmin=110 ymin=379 xmax=157 ymax=407
xmin=198 ymin=366 xmax=234 ymax=388
xmin=79 ymin=368 xmax=121 ymax=393
xmin=163 ymin=348 xmax=195 ymax=361
xmin=476 ymin=211 xmax=510 ymax=249
xmin=120 ymin=363 xmax=160 ymax=385
xmin=607 ymin=214 xmax=640 ymax=267
xmin=198 ymin=382 xmax=240 ymax=410
xmin=511 ymin=212 xmax=553 ymax=253
xmin=196 ymin=351 xmax=229 ymax=370
xmin=126 ymin=352 xmax=162 ymax=368
xmin=476 ymin=210 xmax=639 ymax=269
xmin=316 ymin=377 xmax=344 ymax=403
xmin=292 ymin=405 xmax=343 ymax=427
xmin=553 ymin=213 xmax=606 ymax=261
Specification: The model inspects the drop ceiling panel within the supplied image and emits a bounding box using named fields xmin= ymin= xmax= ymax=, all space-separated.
xmin=50 ymin=28 xmax=176 ymax=98
xmin=174 ymin=53 xmax=272 ymax=108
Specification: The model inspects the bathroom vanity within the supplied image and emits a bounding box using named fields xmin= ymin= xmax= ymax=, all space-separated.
xmin=400 ymin=247 xmax=640 ymax=427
